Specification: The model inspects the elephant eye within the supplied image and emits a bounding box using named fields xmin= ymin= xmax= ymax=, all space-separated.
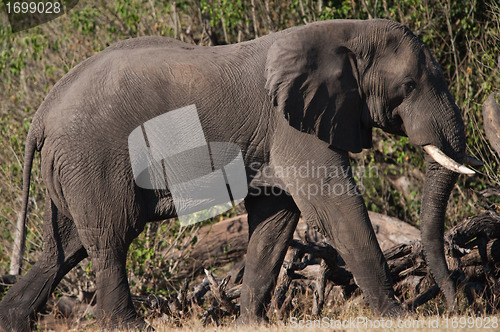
xmin=403 ymin=80 xmax=416 ymax=97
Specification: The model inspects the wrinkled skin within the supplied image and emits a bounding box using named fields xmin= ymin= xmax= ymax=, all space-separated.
xmin=482 ymin=91 xmax=500 ymax=157
xmin=0 ymin=19 xmax=466 ymax=330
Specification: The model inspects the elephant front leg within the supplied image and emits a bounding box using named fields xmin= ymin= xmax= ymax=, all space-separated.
xmin=330 ymin=210 xmax=401 ymax=315
xmin=239 ymin=189 xmax=300 ymax=322
xmin=271 ymin=140 xmax=401 ymax=316
xmin=315 ymin=175 xmax=401 ymax=315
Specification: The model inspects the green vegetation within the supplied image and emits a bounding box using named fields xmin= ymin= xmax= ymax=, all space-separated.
xmin=0 ymin=0 xmax=498 ymax=308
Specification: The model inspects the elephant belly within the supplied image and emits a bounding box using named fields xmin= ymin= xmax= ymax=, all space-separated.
xmin=145 ymin=192 xmax=178 ymax=222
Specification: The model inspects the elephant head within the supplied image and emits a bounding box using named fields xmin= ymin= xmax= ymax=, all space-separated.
xmin=265 ymin=19 xmax=474 ymax=311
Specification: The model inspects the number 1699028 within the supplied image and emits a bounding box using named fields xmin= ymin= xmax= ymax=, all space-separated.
xmin=5 ymin=1 xmax=61 ymax=14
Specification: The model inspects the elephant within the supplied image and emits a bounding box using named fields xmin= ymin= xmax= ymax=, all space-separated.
xmin=0 ymin=19 xmax=477 ymax=330
xmin=483 ymin=91 xmax=500 ymax=158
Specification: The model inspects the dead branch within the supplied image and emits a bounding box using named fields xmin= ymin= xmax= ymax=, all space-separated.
xmin=204 ymin=269 xmax=238 ymax=315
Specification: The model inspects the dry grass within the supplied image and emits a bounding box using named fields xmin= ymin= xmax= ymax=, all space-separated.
xmin=33 ymin=287 xmax=500 ymax=332
xmin=39 ymin=313 xmax=500 ymax=332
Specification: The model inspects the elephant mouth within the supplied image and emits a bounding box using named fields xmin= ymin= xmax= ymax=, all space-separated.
xmin=422 ymin=145 xmax=480 ymax=175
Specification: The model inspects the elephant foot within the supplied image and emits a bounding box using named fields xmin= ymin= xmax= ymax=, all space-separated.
xmin=234 ymin=314 xmax=269 ymax=327
xmin=381 ymin=302 xmax=405 ymax=318
xmin=368 ymin=296 xmax=404 ymax=318
xmin=101 ymin=317 xmax=153 ymax=331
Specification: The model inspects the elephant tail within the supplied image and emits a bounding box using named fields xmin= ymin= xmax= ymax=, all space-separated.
xmin=9 ymin=115 xmax=45 ymax=276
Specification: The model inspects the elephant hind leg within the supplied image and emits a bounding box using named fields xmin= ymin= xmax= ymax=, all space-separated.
xmin=76 ymin=224 xmax=145 ymax=329
xmin=239 ymin=188 xmax=300 ymax=322
xmin=0 ymin=199 xmax=87 ymax=332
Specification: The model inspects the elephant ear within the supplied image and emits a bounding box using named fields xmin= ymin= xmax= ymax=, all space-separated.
xmin=265 ymin=28 xmax=372 ymax=153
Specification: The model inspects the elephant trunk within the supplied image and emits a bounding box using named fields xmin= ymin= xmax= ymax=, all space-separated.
xmin=420 ymin=159 xmax=459 ymax=311
xmin=403 ymin=94 xmax=466 ymax=311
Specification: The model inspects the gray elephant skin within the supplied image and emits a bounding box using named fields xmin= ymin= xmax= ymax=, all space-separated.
xmin=0 ymin=19 xmax=471 ymax=330
xmin=483 ymin=91 xmax=500 ymax=157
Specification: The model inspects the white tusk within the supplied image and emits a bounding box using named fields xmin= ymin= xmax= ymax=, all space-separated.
xmin=464 ymin=155 xmax=484 ymax=167
xmin=423 ymin=145 xmax=476 ymax=175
